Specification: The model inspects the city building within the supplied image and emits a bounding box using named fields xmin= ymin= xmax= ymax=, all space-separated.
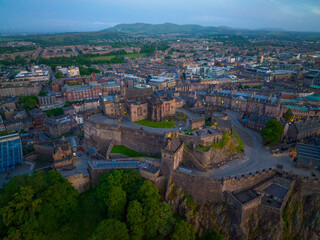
xmin=148 ymin=76 xmax=176 ymax=90
xmin=99 ymin=96 xmax=126 ymax=117
xmin=126 ymin=101 xmax=148 ymax=122
xmin=64 ymin=82 xmax=102 ymax=101
xmin=0 ymin=133 xmax=23 ymax=172
xmin=15 ymin=66 xmax=50 ymax=83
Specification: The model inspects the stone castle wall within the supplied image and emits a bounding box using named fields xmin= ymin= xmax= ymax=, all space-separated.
xmin=121 ymin=127 xmax=168 ymax=155
xmin=84 ymin=112 xmax=169 ymax=155
xmin=171 ymin=170 xmax=224 ymax=202
xmin=171 ymin=169 xmax=278 ymax=203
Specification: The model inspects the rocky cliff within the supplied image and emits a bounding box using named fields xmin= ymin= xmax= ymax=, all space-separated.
xmin=166 ymin=182 xmax=320 ymax=240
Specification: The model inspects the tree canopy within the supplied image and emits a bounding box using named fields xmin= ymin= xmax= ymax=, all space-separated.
xmin=0 ymin=169 xmax=223 ymax=240
xmin=89 ymin=219 xmax=129 ymax=240
xmin=283 ymin=109 xmax=294 ymax=122
xmin=0 ymin=171 xmax=79 ymax=240
xmin=55 ymin=71 xmax=65 ymax=79
xmin=19 ymin=95 xmax=38 ymax=111
xmin=261 ymin=119 xmax=284 ymax=144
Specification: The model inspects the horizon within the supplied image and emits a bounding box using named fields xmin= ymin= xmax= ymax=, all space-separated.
xmin=1 ymin=0 xmax=320 ymax=34
xmin=1 ymin=22 xmax=319 ymax=36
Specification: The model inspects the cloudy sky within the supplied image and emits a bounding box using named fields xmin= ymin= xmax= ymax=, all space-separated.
xmin=1 ymin=0 xmax=320 ymax=33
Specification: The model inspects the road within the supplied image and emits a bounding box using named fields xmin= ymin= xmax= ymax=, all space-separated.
xmin=192 ymin=110 xmax=319 ymax=179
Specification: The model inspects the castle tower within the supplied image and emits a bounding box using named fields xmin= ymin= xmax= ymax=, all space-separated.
xmin=160 ymin=137 xmax=184 ymax=176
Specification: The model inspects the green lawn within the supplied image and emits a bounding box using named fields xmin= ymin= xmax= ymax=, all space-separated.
xmin=134 ymin=119 xmax=176 ymax=128
xmin=234 ymin=132 xmax=244 ymax=153
xmin=196 ymin=132 xmax=244 ymax=153
xmin=111 ymin=145 xmax=160 ymax=158
xmin=89 ymin=53 xmax=147 ymax=61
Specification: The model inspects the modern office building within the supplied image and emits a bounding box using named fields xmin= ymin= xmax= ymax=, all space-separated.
xmin=0 ymin=133 xmax=23 ymax=172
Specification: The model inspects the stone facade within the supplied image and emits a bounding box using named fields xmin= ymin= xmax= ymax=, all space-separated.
xmin=188 ymin=117 xmax=205 ymax=130
xmin=160 ymin=137 xmax=184 ymax=176
xmin=206 ymin=91 xmax=280 ymax=118
xmin=127 ymin=101 xmax=148 ymax=122
xmin=149 ymin=91 xmax=177 ymax=122
xmin=99 ymin=96 xmax=126 ymax=118
xmin=53 ymin=141 xmax=73 ymax=170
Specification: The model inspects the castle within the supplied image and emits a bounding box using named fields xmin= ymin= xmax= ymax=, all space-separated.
xmin=78 ymin=107 xmax=319 ymax=235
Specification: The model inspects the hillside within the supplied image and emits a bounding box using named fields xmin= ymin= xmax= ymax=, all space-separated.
xmin=102 ymin=22 xmax=233 ymax=34
xmin=102 ymin=23 xmax=320 ymax=39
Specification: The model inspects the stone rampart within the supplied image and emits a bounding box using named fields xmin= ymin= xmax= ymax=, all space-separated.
xmin=222 ymin=169 xmax=277 ymax=192
xmin=171 ymin=170 xmax=224 ymax=202
xmin=121 ymin=127 xmax=168 ymax=155
xmin=84 ymin=112 xmax=168 ymax=155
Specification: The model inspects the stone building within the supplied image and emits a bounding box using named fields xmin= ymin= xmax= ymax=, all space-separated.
xmin=160 ymin=137 xmax=184 ymax=176
xmin=226 ymin=175 xmax=295 ymax=228
xmin=29 ymin=109 xmax=46 ymax=128
xmin=126 ymin=101 xmax=148 ymax=122
xmin=99 ymin=95 xmax=126 ymax=118
xmin=53 ymin=141 xmax=73 ymax=170
xmin=44 ymin=114 xmax=77 ymax=138
xmin=206 ymin=90 xmax=280 ymax=118
xmin=287 ymin=119 xmax=320 ymax=141
xmin=243 ymin=114 xmax=274 ymax=132
xmin=188 ymin=117 xmax=205 ymax=130
xmin=149 ymin=91 xmax=177 ymax=122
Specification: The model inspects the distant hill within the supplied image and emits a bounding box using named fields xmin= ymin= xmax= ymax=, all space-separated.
xmin=1 ymin=23 xmax=319 ymax=47
xmin=102 ymin=23 xmax=320 ymax=38
xmin=102 ymin=23 xmax=238 ymax=34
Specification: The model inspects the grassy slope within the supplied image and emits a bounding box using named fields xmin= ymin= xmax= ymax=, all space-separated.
xmin=111 ymin=145 xmax=160 ymax=158
xmin=134 ymin=119 xmax=176 ymax=128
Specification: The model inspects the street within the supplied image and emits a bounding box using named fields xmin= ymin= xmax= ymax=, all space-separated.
xmin=192 ymin=110 xmax=319 ymax=179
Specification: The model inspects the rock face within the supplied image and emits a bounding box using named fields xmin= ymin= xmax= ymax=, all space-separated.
xmin=280 ymin=191 xmax=320 ymax=240
xmin=247 ymin=189 xmax=320 ymax=240
xmin=166 ymin=182 xmax=320 ymax=240
xmin=166 ymin=183 xmax=236 ymax=239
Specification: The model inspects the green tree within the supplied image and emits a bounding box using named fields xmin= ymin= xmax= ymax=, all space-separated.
xmin=200 ymin=229 xmax=224 ymax=240
xmin=0 ymin=130 xmax=10 ymax=137
xmin=126 ymin=200 xmax=145 ymax=240
xmin=137 ymin=181 xmax=162 ymax=238
xmin=1 ymin=186 xmax=44 ymax=240
xmin=158 ymin=202 xmax=175 ymax=236
xmin=283 ymin=109 xmax=294 ymax=122
xmin=45 ymin=107 xmax=64 ymax=117
xmin=171 ymin=220 xmax=196 ymax=240
xmin=38 ymin=90 xmax=47 ymax=96
xmin=55 ymin=71 xmax=65 ymax=79
xmin=261 ymin=119 xmax=284 ymax=144
xmin=106 ymin=186 xmax=127 ymax=220
xmin=19 ymin=95 xmax=38 ymax=111
xmin=90 ymin=219 xmax=129 ymax=240
xmin=0 ymin=170 xmax=79 ymax=239
xmin=182 ymin=72 xmax=186 ymax=80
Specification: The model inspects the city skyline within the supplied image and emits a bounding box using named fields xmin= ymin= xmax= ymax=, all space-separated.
xmin=1 ymin=0 xmax=320 ymax=33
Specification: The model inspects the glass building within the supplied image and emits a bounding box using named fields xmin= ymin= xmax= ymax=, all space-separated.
xmin=0 ymin=133 xmax=23 ymax=172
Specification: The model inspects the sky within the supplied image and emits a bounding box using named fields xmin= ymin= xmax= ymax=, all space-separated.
xmin=1 ymin=0 xmax=320 ymax=34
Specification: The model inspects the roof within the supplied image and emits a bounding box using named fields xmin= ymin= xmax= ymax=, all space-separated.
xmin=89 ymin=160 xmax=139 ymax=169
xmin=297 ymin=143 xmax=320 ymax=166
xmin=294 ymin=119 xmax=320 ymax=133
xmin=247 ymin=114 xmax=274 ymax=124
xmin=263 ymin=183 xmax=289 ymax=200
